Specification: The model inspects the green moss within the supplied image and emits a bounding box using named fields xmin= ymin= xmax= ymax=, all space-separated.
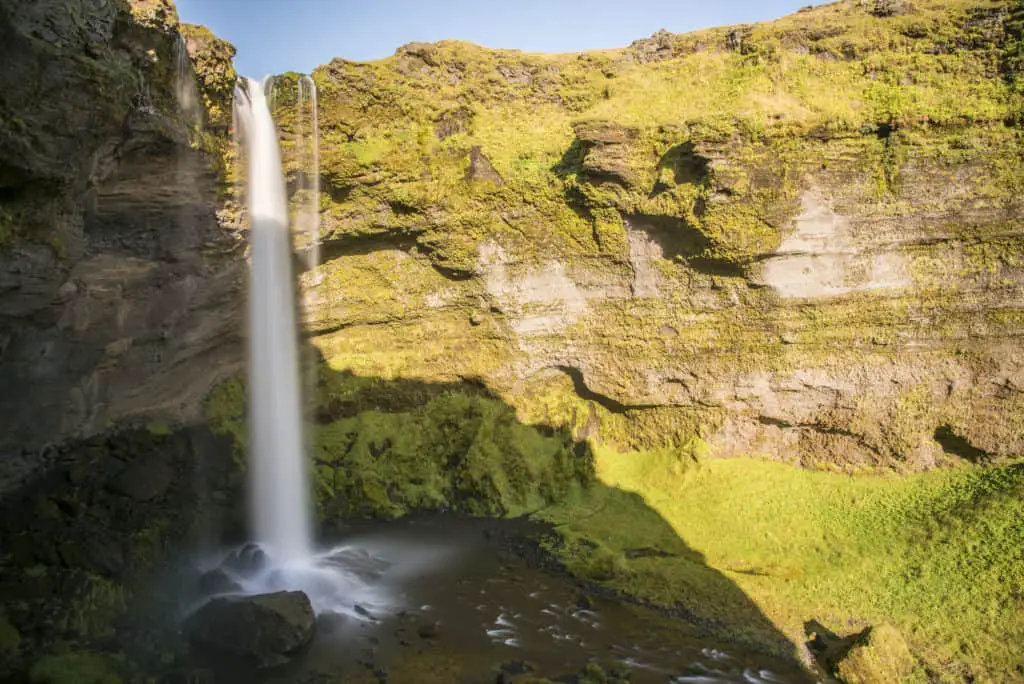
xmin=29 ymin=652 xmax=121 ymax=684
xmin=313 ymin=380 xmax=591 ymax=519
xmin=0 ymin=611 xmax=20 ymax=656
xmin=143 ymin=422 xmax=173 ymax=437
xmin=178 ymin=24 xmax=237 ymax=129
xmin=698 ymin=200 xmax=783 ymax=262
xmin=539 ymin=452 xmax=1024 ymax=679
xmin=64 ymin=574 xmax=128 ymax=640
xmin=305 ymin=0 xmax=1020 ymax=281
xmin=835 ymin=624 xmax=917 ymax=684
xmin=204 ymin=377 xmax=246 ymax=452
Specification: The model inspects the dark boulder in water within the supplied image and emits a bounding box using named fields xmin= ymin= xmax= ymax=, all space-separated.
xmin=221 ymin=543 xmax=268 ymax=575
xmin=197 ymin=568 xmax=242 ymax=595
xmin=184 ymin=591 xmax=315 ymax=668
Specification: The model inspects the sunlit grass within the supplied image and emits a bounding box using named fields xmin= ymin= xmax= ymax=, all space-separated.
xmin=540 ymin=449 xmax=1024 ymax=678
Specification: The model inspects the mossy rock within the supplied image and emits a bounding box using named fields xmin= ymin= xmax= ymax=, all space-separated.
xmin=0 ymin=611 xmax=20 ymax=657
xmin=834 ymin=624 xmax=915 ymax=684
xmin=206 ymin=372 xmax=594 ymax=520
xmin=28 ymin=652 xmax=121 ymax=684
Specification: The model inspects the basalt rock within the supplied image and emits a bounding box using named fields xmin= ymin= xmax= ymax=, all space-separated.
xmin=0 ymin=0 xmax=243 ymax=498
xmin=184 ymin=591 xmax=316 ymax=667
xmin=110 ymin=454 xmax=175 ymax=501
xmin=0 ymin=426 xmax=240 ymax=678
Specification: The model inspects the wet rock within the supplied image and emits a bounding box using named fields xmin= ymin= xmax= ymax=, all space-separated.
xmin=574 ymin=593 xmax=596 ymax=611
xmin=0 ymin=612 xmax=20 ymax=657
xmin=57 ymin=531 xmax=124 ymax=576
xmin=184 ymin=591 xmax=315 ymax=668
xmin=416 ymin=622 xmax=439 ymax=639
xmin=222 ymin=543 xmax=268 ymax=575
xmin=833 ymin=624 xmax=914 ymax=684
xmin=315 ymin=612 xmax=346 ymax=635
xmin=198 ymin=568 xmax=241 ymax=595
xmin=110 ymin=455 xmax=175 ymax=501
xmin=498 ymin=660 xmax=536 ymax=677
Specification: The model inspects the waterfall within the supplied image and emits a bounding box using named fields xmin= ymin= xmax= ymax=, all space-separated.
xmin=196 ymin=76 xmax=455 ymax=620
xmin=233 ymin=78 xmax=313 ymax=563
xmin=174 ymin=34 xmax=203 ymax=131
xmin=297 ymin=75 xmax=321 ymax=274
xmin=174 ymin=34 xmax=218 ymax=555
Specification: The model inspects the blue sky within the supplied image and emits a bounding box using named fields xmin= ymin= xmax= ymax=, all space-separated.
xmin=175 ymin=0 xmax=816 ymax=79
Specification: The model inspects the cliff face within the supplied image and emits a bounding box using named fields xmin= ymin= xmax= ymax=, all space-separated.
xmin=0 ymin=0 xmax=243 ymax=496
xmin=0 ymin=0 xmax=1021 ymax=680
xmin=0 ymin=3 xmax=248 ymax=676
xmin=303 ymin=0 xmax=1024 ymax=473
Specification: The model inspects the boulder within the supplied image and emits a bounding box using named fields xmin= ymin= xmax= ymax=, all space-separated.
xmin=221 ymin=543 xmax=268 ymax=575
xmin=184 ymin=591 xmax=315 ymax=667
xmin=571 ymin=121 xmax=641 ymax=187
xmin=834 ymin=624 xmax=915 ymax=684
xmin=197 ymin=568 xmax=241 ymax=595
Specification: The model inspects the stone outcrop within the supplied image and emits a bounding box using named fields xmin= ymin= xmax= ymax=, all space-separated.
xmin=184 ymin=591 xmax=316 ymax=667
xmin=0 ymin=426 xmax=239 ymax=679
xmin=0 ymin=0 xmax=244 ymax=497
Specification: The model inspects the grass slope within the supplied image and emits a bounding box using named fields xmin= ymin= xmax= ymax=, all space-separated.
xmin=540 ymin=449 xmax=1024 ymax=680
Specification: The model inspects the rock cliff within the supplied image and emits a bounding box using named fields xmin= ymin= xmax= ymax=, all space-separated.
xmin=301 ymin=0 xmax=1024 ymax=473
xmin=0 ymin=0 xmax=243 ymax=496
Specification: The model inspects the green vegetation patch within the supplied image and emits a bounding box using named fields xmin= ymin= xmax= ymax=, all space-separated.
xmin=313 ymin=389 xmax=591 ymax=518
xmin=29 ymin=651 xmax=121 ymax=684
xmin=539 ymin=449 xmax=1024 ymax=679
xmin=205 ymin=370 xmax=593 ymax=519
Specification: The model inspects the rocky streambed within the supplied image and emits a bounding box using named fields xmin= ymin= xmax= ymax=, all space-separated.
xmin=175 ymin=516 xmax=809 ymax=684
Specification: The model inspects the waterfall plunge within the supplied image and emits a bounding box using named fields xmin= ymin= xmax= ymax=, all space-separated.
xmin=233 ymin=78 xmax=312 ymax=563
xmin=184 ymin=75 xmax=456 ymax=621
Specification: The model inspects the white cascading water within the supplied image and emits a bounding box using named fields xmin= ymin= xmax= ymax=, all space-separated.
xmin=188 ymin=73 xmax=454 ymax=622
xmin=233 ymin=78 xmax=313 ymax=563
xmin=174 ymin=34 xmax=202 ymax=130
xmin=297 ymin=74 xmax=321 ymax=273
